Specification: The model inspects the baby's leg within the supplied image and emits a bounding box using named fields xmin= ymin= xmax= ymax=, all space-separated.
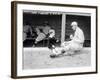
xmin=50 ymin=43 xmax=71 ymax=58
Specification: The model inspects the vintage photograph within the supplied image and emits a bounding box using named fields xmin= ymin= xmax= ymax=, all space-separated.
xmin=23 ymin=10 xmax=91 ymax=69
xmin=11 ymin=1 xmax=97 ymax=78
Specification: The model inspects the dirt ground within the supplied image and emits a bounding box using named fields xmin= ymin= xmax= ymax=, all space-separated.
xmin=23 ymin=47 xmax=91 ymax=69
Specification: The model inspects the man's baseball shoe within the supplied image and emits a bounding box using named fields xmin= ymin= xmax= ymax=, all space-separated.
xmin=61 ymin=50 xmax=66 ymax=54
xmin=48 ymin=44 xmax=55 ymax=50
xmin=50 ymin=54 xmax=58 ymax=58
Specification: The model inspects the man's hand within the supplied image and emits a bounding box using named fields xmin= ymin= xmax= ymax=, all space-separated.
xmin=70 ymin=34 xmax=73 ymax=39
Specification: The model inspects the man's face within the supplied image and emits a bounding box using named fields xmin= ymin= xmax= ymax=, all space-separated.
xmin=72 ymin=25 xmax=77 ymax=30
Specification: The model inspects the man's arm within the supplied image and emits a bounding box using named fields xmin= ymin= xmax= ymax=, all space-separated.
xmin=72 ymin=30 xmax=84 ymax=43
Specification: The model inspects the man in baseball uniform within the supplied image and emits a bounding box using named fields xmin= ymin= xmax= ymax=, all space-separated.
xmin=50 ymin=21 xmax=85 ymax=58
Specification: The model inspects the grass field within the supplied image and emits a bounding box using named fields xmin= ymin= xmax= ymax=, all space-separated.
xmin=23 ymin=47 xmax=91 ymax=69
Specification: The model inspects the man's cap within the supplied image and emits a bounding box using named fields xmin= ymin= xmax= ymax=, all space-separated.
xmin=71 ymin=21 xmax=78 ymax=26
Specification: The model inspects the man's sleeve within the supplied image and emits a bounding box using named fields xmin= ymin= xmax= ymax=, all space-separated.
xmin=73 ymin=30 xmax=84 ymax=43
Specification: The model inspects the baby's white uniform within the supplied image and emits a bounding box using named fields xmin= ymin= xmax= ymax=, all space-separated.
xmin=49 ymin=29 xmax=55 ymax=38
xmin=35 ymin=26 xmax=50 ymax=42
xmin=35 ymin=28 xmax=46 ymax=42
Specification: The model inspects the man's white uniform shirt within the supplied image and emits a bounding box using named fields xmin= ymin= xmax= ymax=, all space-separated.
xmin=62 ymin=27 xmax=85 ymax=51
